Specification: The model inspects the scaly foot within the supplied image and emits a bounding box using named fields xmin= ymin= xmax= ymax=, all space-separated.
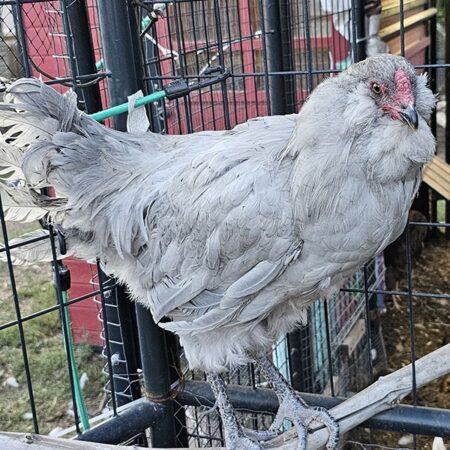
xmin=254 ymin=354 xmax=339 ymax=449
xmin=206 ymin=373 xmax=264 ymax=450
xmin=271 ymin=392 xmax=339 ymax=449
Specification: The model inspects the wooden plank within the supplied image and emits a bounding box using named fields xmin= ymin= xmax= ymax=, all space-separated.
xmin=270 ymin=343 xmax=450 ymax=449
xmin=427 ymin=163 xmax=450 ymax=184
xmin=432 ymin=155 xmax=450 ymax=174
xmin=0 ymin=433 xmax=147 ymax=450
xmin=342 ymin=319 xmax=366 ymax=356
xmin=382 ymin=0 xmax=428 ymax=19
xmin=423 ymin=156 xmax=450 ymax=200
xmin=379 ymin=8 xmax=437 ymax=40
xmin=382 ymin=7 xmax=423 ymax=29
xmin=0 ymin=433 xmax=222 ymax=450
xmin=391 ymin=35 xmax=430 ymax=58
xmin=424 ymin=174 xmax=449 ymax=200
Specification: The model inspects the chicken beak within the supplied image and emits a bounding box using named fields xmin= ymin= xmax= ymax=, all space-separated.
xmin=399 ymin=105 xmax=419 ymax=130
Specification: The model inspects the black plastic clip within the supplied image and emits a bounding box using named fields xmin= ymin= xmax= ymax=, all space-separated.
xmin=164 ymin=79 xmax=190 ymax=100
xmin=163 ymin=66 xmax=231 ymax=100
xmin=54 ymin=262 xmax=71 ymax=291
xmin=55 ymin=227 xmax=67 ymax=256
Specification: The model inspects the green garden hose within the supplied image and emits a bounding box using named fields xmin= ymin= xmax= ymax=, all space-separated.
xmin=61 ymin=290 xmax=90 ymax=431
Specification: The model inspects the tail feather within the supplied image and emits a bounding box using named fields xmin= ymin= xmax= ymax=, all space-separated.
xmin=0 ymin=228 xmax=73 ymax=265
xmin=0 ymin=78 xmax=167 ymax=260
xmin=0 ymin=79 xmax=81 ymax=223
xmin=0 ymin=140 xmax=24 ymax=180
xmin=0 ymin=182 xmax=48 ymax=222
xmin=3 ymin=79 xmax=80 ymax=133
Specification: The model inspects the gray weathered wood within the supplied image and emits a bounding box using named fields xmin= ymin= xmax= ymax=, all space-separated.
xmin=0 ymin=432 xmax=147 ymax=449
xmin=267 ymin=343 xmax=450 ymax=449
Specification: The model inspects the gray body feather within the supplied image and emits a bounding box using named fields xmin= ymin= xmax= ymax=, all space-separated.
xmin=0 ymin=55 xmax=436 ymax=372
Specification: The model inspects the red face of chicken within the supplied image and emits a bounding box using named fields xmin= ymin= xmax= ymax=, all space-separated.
xmin=370 ymin=68 xmax=418 ymax=130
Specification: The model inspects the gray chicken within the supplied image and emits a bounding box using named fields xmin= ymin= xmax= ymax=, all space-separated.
xmin=0 ymin=54 xmax=436 ymax=449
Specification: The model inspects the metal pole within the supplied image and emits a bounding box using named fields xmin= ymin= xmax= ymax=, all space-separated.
xmin=97 ymin=3 xmax=177 ymax=445
xmin=138 ymin=8 xmax=188 ymax=444
xmin=445 ymin=0 xmax=450 ymax=235
xmin=262 ymin=0 xmax=287 ymax=115
xmin=279 ymin=0 xmax=296 ymax=113
xmin=97 ymin=0 xmax=140 ymax=130
xmin=12 ymin=0 xmax=31 ymax=77
xmin=429 ymin=0 xmax=437 ymax=136
xmin=76 ymin=399 xmax=166 ymax=445
xmin=446 ymin=0 xmax=450 ymax=164
xmin=354 ymin=0 xmax=366 ymax=62
xmin=95 ymin=0 xmax=144 ymax=411
xmin=135 ymin=306 xmax=177 ymax=448
xmin=178 ymin=381 xmax=450 ymax=439
xmin=72 ymin=381 xmax=450 ymax=443
xmin=428 ymin=0 xmax=439 ymax=227
xmin=143 ymin=25 xmax=165 ymax=133
xmin=213 ymin=0 xmax=231 ymax=128
xmin=264 ymin=0 xmax=308 ymax=390
xmin=166 ymin=331 xmax=189 ymax=447
xmin=62 ymin=0 xmax=102 ymax=113
xmin=128 ymin=2 xmax=146 ymax=95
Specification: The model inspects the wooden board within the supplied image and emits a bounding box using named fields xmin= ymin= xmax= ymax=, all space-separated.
xmin=423 ymin=156 xmax=450 ymax=201
xmin=382 ymin=0 xmax=428 ymax=19
xmin=0 ymin=432 xmax=224 ymax=450
xmin=390 ymin=36 xmax=430 ymax=57
xmin=379 ymin=8 xmax=437 ymax=40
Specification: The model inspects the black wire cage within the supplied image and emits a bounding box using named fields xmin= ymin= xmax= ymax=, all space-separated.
xmin=0 ymin=0 xmax=449 ymax=449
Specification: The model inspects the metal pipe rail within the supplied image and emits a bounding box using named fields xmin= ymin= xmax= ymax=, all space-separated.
xmin=67 ymin=380 xmax=450 ymax=445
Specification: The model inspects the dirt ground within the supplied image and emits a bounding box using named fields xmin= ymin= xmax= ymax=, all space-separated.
xmin=348 ymin=232 xmax=450 ymax=449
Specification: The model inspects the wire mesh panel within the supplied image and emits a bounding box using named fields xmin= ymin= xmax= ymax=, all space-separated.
xmin=0 ymin=0 xmax=143 ymax=443
xmin=0 ymin=4 xmax=22 ymax=79
xmin=0 ymin=0 xmax=449 ymax=449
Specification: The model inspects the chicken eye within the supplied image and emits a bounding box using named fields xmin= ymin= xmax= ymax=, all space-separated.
xmin=371 ymin=82 xmax=382 ymax=95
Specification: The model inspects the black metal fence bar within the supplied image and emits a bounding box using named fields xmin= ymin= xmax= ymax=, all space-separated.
xmin=13 ymin=0 xmax=31 ymax=76
xmin=96 ymin=0 xmax=145 ymax=417
xmin=75 ymin=399 xmax=166 ymax=445
xmin=178 ymin=381 xmax=450 ymax=439
xmin=135 ymin=306 xmax=177 ymax=448
xmin=71 ymin=380 xmax=450 ymax=443
xmin=0 ymin=284 xmax=119 ymax=332
xmin=61 ymin=0 xmax=103 ymax=112
xmin=341 ymin=288 xmax=450 ymax=300
xmin=0 ymin=195 xmax=39 ymax=434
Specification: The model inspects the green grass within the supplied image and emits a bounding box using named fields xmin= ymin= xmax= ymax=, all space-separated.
xmin=0 ymin=222 xmax=105 ymax=435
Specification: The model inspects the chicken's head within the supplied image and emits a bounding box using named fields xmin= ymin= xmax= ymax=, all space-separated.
xmin=347 ymin=54 xmax=436 ymax=131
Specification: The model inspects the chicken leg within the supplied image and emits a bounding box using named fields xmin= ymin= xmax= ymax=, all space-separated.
xmin=253 ymin=355 xmax=339 ymax=449
xmin=206 ymin=373 xmax=264 ymax=450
